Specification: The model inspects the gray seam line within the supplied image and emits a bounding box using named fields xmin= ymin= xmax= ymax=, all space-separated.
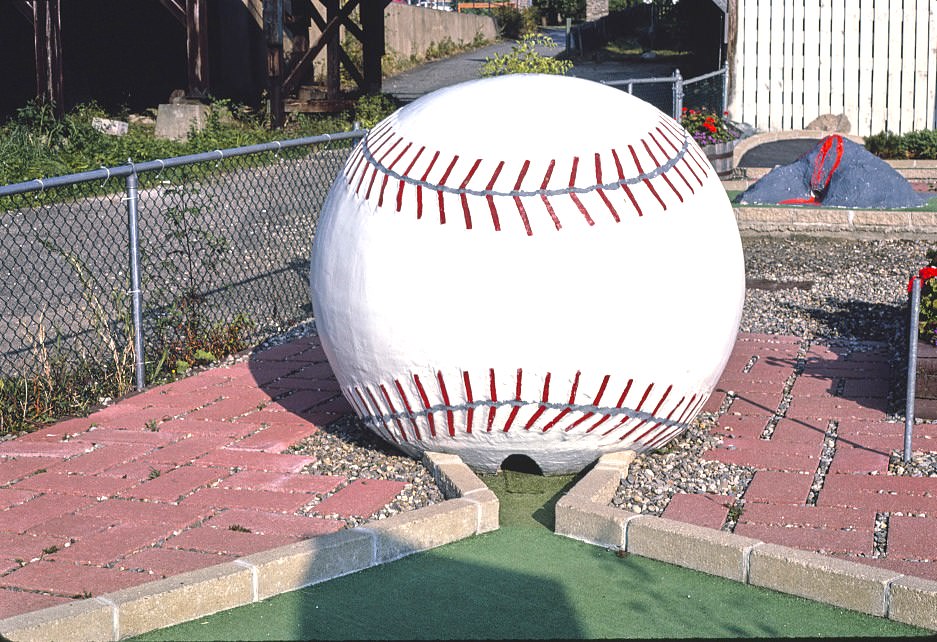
xmin=357 ymin=128 xmax=691 ymax=198
xmin=358 ymin=398 xmax=687 ymax=431
xmin=234 ymin=560 xmax=259 ymax=602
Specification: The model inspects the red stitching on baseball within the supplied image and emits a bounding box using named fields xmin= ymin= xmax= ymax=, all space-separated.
xmin=643 ymin=139 xmax=683 ymax=203
xmin=618 ymin=384 xmax=673 ymax=442
xmin=397 ymin=146 xmax=425 ymax=212
xmin=595 ymin=153 xmax=621 ymax=222
xmin=540 ymin=160 xmax=562 ymax=230
xmin=524 ymin=372 xmax=552 ymax=430
xmin=486 ymin=368 xmax=498 ymax=432
xmin=380 ymin=383 xmax=408 ymax=442
xmin=417 ymin=150 xmax=441 ymax=220
xmin=569 ymin=157 xmax=596 ymax=226
xmin=629 ymin=144 xmax=666 ymax=210
xmin=502 ymin=368 xmax=524 ymax=432
xmin=612 ymin=149 xmax=642 ymax=217
xmin=486 ymin=161 xmax=505 ymax=231
xmin=463 ymin=371 xmax=475 ymax=433
xmin=413 ymin=374 xmax=437 ymax=437
xmin=543 ymin=370 xmax=581 ymax=432
xmin=565 ymin=373 xmax=609 ymax=432
xmin=513 ymin=160 xmax=534 ymax=236
xmin=436 ymin=155 xmax=460 ymax=225
xmin=437 ymin=371 xmax=455 ymax=437
xmin=394 ymin=378 xmax=421 ymax=440
xmin=459 ymin=158 xmax=482 ymax=230
xmin=603 ymin=382 xmax=653 ymax=436
xmin=587 ymin=378 xmax=632 ymax=433
xmin=650 ymin=131 xmax=694 ymax=194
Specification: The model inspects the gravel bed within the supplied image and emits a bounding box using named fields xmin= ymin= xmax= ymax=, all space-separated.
xmin=612 ymin=237 xmax=937 ymax=523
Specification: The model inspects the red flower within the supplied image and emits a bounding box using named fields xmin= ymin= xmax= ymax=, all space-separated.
xmin=908 ymin=266 xmax=937 ymax=292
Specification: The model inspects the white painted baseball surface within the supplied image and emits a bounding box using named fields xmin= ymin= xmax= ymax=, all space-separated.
xmin=310 ymin=74 xmax=745 ymax=474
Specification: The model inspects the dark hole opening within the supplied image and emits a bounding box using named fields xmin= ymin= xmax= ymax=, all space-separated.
xmin=500 ymin=454 xmax=543 ymax=475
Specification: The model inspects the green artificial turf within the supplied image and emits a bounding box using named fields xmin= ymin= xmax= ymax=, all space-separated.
xmin=131 ymin=469 xmax=930 ymax=640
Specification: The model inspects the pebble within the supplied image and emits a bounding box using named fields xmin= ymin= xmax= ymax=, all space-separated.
xmin=612 ymin=237 xmax=937 ymax=523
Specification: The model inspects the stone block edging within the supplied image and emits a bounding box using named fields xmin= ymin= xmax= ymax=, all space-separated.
xmin=729 ymin=205 xmax=937 ymax=241
xmin=555 ymin=452 xmax=937 ymax=632
xmin=0 ymin=452 xmax=497 ymax=642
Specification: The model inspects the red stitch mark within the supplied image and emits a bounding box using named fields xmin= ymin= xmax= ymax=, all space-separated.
xmin=394 ymin=379 xmax=421 ymax=440
xmin=568 ymin=157 xmax=595 ymax=226
xmin=366 ymin=136 xmax=403 ymax=200
xmin=656 ymin=125 xmax=703 ymax=187
xmin=513 ymin=161 xmax=534 ymax=236
xmin=650 ymin=131 xmax=693 ymax=194
xmin=587 ymin=379 xmax=632 ymax=433
xmin=611 ymin=149 xmax=642 ymax=217
xmin=543 ymin=371 xmax=581 ymax=432
xmin=367 ymin=385 xmax=405 ymax=442
xmin=524 ymin=372 xmax=552 ymax=430
xmin=486 ymin=161 xmax=505 ymax=231
xmin=355 ymin=387 xmax=394 ymax=442
xmin=643 ymin=138 xmax=683 ymax=202
xmin=620 ymin=386 xmax=675 ymax=443
xmin=675 ymin=393 xmax=698 ymax=425
xmin=351 ymin=124 xmax=392 ymax=188
xmin=659 ymin=118 xmax=709 ymax=178
xmin=437 ymin=371 xmax=455 ymax=437
xmin=595 ymin=153 xmax=621 ymax=222
xmin=540 ymin=160 xmax=562 ymax=230
xmin=502 ymin=368 xmax=524 ymax=432
xmin=486 ymin=368 xmax=498 ymax=432
xmin=413 ymin=374 xmax=437 ymax=437
xmin=397 ymin=146 xmax=425 ymax=212
xmin=565 ymin=374 xmax=610 ymax=432
xmin=459 ymin=159 xmax=482 ymax=230
xmin=380 ymin=383 xmax=408 ymax=442
xmin=436 ymin=155 xmax=460 ymax=225
xmin=463 ymin=371 xmax=475 ymax=434
xmin=346 ymin=147 xmax=366 ymax=186
xmin=601 ymin=382 xmax=653 ymax=437
xmin=417 ymin=150 xmax=440 ymax=220
xmin=380 ymin=141 xmax=412 ymax=208
xmin=629 ymin=144 xmax=666 ymax=210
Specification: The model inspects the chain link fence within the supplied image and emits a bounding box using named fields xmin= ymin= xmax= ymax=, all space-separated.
xmin=0 ymin=131 xmax=364 ymax=409
xmin=603 ymin=64 xmax=728 ymax=121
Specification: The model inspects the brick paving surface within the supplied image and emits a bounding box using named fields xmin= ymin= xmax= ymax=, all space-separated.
xmin=0 ymin=337 xmax=410 ymax=620
xmin=696 ymin=333 xmax=937 ymax=582
xmin=3 ymin=331 xmax=937 ymax=623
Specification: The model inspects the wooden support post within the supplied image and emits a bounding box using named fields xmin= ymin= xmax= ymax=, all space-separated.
xmin=265 ymin=0 xmax=285 ymax=128
xmin=186 ymin=0 xmax=209 ymax=98
xmin=325 ymin=0 xmax=340 ymax=101
xmin=360 ymin=0 xmax=386 ymax=94
xmin=32 ymin=0 xmax=64 ymax=116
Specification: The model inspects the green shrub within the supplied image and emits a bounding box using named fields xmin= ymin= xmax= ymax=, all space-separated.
xmin=865 ymin=129 xmax=937 ymax=160
xmin=491 ymin=5 xmax=539 ymax=39
xmin=480 ymin=34 xmax=573 ymax=77
xmin=354 ymin=93 xmax=400 ymax=129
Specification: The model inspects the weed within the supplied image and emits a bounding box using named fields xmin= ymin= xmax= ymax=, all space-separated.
xmin=148 ymin=467 xmax=161 ymax=479
xmin=228 ymin=524 xmax=251 ymax=533
xmin=145 ymin=420 xmax=159 ymax=432
xmin=480 ymin=34 xmax=573 ymax=77
xmin=42 ymin=545 xmax=59 ymax=555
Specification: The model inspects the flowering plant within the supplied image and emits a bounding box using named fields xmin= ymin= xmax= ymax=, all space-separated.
xmin=680 ymin=107 xmax=740 ymax=147
xmin=911 ymin=253 xmax=937 ymax=344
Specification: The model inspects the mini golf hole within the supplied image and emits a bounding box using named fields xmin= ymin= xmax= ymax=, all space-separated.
xmin=500 ymin=454 xmax=543 ymax=475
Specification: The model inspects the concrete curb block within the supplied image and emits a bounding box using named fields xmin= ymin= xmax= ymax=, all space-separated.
xmin=554 ymin=452 xmax=937 ymax=631
xmin=0 ymin=452 xmax=497 ymax=642
xmin=732 ymin=205 xmax=937 ymax=240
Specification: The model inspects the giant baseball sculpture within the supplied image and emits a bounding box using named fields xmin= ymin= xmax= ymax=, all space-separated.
xmin=310 ymin=74 xmax=745 ymax=474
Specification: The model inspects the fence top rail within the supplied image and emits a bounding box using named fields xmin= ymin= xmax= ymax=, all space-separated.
xmin=0 ymin=129 xmax=366 ymax=198
xmin=684 ymin=66 xmax=727 ymax=85
xmin=603 ymin=75 xmax=678 ymax=86
xmin=603 ymin=66 xmax=726 ymax=89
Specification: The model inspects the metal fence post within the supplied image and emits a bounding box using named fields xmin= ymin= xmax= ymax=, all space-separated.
xmin=905 ymin=275 xmax=922 ymax=463
xmin=721 ymin=61 xmax=729 ymax=116
xmin=125 ymin=169 xmax=146 ymax=391
xmin=672 ymin=69 xmax=684 ymax=120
